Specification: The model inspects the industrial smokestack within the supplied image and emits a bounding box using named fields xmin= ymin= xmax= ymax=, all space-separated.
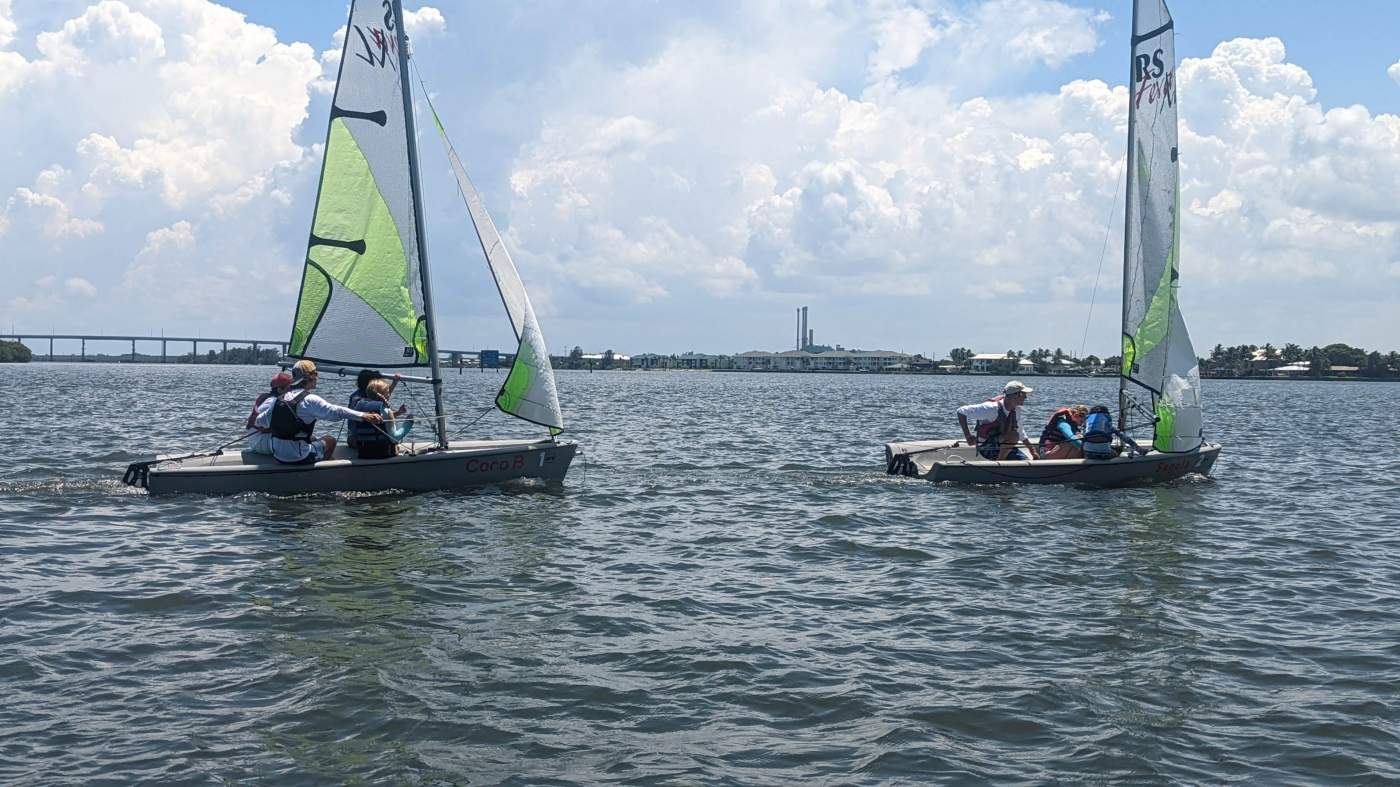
xmin=801 ymin=306 xmax=808 ymax=350
xmin=796 ymin=308 xmax=801 ymax=351
xmin=809 ymin=329 xmax=814 ymax=348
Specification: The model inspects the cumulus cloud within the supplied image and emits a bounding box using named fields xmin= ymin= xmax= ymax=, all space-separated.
xmin=2 ymin=0 xmax=1396 ymax=351
xmin=1389 ymin=59 xmax=1400 ymax=86
xmin=3 ymin=166 xmax=104 ymax=239
xmin=0 ymin=0 xmax=323 ymax=331
xmin=0 ymin=0 xmax=16 ymax=48
xmin=34 ymin=1 xmax=165 ymax=70
xmin=494 ymin=16 xmax=1400 ymax=348
xmin=65 ymin=277 xmax=97 ymax=297
xmin=405 ymin=6 xmax=446 ymax=37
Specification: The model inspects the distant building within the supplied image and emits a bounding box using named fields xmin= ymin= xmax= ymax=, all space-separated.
xmin=733 ymin=349 xmax=915 ymax=372
xmin=580 ymin=352 xmax=631 ymax=369
xmin=632 ymin=353 xmax=672 ymax=370
xmin=969 ymin=353 xmax=1030 ymax=374
xmin=675 ymin=352 xmax=733 ymax=370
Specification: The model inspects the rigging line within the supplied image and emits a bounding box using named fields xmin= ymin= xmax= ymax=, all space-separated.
xmin=448 ymin=406 xmax=497 ymax=439
xmin=1079 ymin=172 xmax=1123 ymax=360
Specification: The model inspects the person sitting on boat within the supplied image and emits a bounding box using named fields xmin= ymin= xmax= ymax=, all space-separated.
xmin=1038 ymin=404 xmax=1089 ymax=460
xmin=956 ymin=381 xmax=1039 ymax=461
xmin=346 ymin=369 xmax=398 ymax=449
xmin=1081 ymin=405 xmax=1144 ymax=460
xmin=270 ymin=360 xmax=382 ymax=465
xmin=245 ymin=371 xmax=293 ymax=456
xmin=349 ymin=377 xmax=411 ymax=459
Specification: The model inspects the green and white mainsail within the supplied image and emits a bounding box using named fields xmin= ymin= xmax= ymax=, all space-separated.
xmin=288 ymin=0 xmax=430 ymax=369
xmin=423 ymin=96 xmax=565 ymax=433
xmin=1120 ymin=0 xmax=1202 ymax=453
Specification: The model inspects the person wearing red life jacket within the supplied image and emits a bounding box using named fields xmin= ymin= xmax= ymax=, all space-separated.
xmin=956 ymin=380 xmax=1039 ymax=461
xmin=1038 ymin=404 xmax=1089 ymax=460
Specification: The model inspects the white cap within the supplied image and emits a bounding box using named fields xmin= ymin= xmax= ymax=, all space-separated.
xmin=1003 ymin=380 xmax=1034 ymax=395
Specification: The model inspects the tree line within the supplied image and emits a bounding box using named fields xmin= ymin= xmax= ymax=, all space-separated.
xmin=1203 ymin=343 xmax=1399 ymax=378
xmin=0 ymin=340 xmax=32 ymax=362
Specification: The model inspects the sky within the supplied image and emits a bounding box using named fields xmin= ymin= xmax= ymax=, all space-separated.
xmin=2 ymin=0 xmax=1398 ymax=359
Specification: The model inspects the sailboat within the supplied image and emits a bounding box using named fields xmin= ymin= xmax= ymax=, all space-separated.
xmin=884 ymin=0 xmax=1221 ymax=486
xmin=124 ymin=0 xmax=576 ymax=494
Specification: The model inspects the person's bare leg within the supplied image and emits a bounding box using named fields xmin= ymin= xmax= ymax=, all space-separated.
xmin=322 ymin=435 xmax=337 ymax=458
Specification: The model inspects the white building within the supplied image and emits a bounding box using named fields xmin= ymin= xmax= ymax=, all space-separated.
xmin=969 ymin=353 xmax=1032 ymax=374
xmin=733 ymin=349 xmax=915 ymax=372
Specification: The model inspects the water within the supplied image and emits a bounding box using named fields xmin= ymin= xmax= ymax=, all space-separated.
xmin=3 ymin=364 xmax=1398 ymax=784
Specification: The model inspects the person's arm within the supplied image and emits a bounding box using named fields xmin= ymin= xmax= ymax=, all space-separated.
xmin=253 ymin=399 xmax=275 ymax=429
xmin=1016 ymin=414 xmax=1038 ymax=459
xmin=303 ymin=395 xmax=381 ymax=423
xmin=1056 ymin=421 xmax=1082 ymax=447
xmin=1118 ymin=429 xmax=1145 ymax=454
xmin=957 ymin=413 xmax=976 ymax=445
xmin=955 ymin=402 xmax=995 ymax=445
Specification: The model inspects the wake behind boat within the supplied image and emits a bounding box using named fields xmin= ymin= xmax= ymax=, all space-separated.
xmin=124 ymin=0 xmax=575 ymax=495
xmin=885 ymin=0 xmax=1221 ymax=487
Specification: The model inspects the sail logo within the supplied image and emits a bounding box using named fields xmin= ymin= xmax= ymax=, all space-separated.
xmin=1134 ymin=48 xmax=1174 ymax=111
xmin=353 ymin=4 xmax=399 ymax=72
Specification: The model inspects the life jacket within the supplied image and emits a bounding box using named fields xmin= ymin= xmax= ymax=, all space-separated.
xmin=269 ymin=389 xmax=315 ymax=441
xmin=245 ymin=390 xmax=279 ymax=431
xmin=350 ymin=398 xmax=391 ymax=447
xmin=974 ymin=395 xmax=1017 ymax=446
xmin=1038 ymin=407 xmax=1082 ymax=453
xmin=346 ymin=391 xmax=366 ymax=446
xmin=1083 ymin=410 xmax=1114 ymax=454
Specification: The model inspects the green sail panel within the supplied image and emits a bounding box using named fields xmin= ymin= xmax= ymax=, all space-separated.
xmin=287 ymin=0 xmax=428 ymax=367
xmin=425 ymin=98 xmax=564 ymax=432
xmin=1120 ymin=0 xmax=1202 ymax=452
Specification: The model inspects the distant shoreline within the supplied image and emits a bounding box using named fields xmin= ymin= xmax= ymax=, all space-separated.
xmin=18 ymin=358 xmax=1399 ymax=383
xmin=692 ymin=368 xmax=1400 ymax=383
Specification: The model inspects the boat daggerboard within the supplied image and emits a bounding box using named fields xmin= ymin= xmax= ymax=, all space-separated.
xmin=422 ymin=95 xmax=565 ymax=434
xmin=1120 ymin=0 xmax=1203 ymax=453
xmin=288 ymin=0 xmax=431 ymax=369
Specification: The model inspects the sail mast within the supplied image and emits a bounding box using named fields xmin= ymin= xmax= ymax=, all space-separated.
xmin=1118 ymin=0 xmax=1140 ymax=434
xmin=1120 ymin=0 xmax=1142 ymax=434
xmin=391 ymin=0 xmax=447 ymax=448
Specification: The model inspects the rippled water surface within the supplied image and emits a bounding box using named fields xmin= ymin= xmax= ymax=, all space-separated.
xmin=3 ymin=363 xmax=1399 ymax=784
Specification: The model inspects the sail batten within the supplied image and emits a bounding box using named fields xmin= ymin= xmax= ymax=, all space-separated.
xmin=1120 ymin=0 xmax=1202 ymax=453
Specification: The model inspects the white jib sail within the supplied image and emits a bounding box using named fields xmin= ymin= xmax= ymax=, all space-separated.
xmin=1120 ymin=0 xmax=1202 ymax=453
xmin=424 ymin=100 xmax=565 ymax=433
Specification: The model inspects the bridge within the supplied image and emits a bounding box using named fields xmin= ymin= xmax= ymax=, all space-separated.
xmin=0 ymin=333 xmax=485 ymax=366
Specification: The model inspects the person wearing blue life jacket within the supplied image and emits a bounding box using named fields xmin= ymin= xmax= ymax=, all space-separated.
xmin=957 ymin=380 xmax=1040 ymax=461
xmin=347 ymin=369 xmax=398 ymax=449
xmin=350 ymin=377 xmax=411 ymax=459
xmin=1082 ymin=405 xmax=1144 ymax=460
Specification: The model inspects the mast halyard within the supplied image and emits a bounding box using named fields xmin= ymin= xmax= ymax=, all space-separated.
xmin=392 ymin=0 xmax=448 ymax=448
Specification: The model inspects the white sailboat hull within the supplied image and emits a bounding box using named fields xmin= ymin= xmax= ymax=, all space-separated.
xmin=885 ymin=439 xmax=1220 ymax=486
xmin=138 ymin=439 xmax=576 ymax=495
